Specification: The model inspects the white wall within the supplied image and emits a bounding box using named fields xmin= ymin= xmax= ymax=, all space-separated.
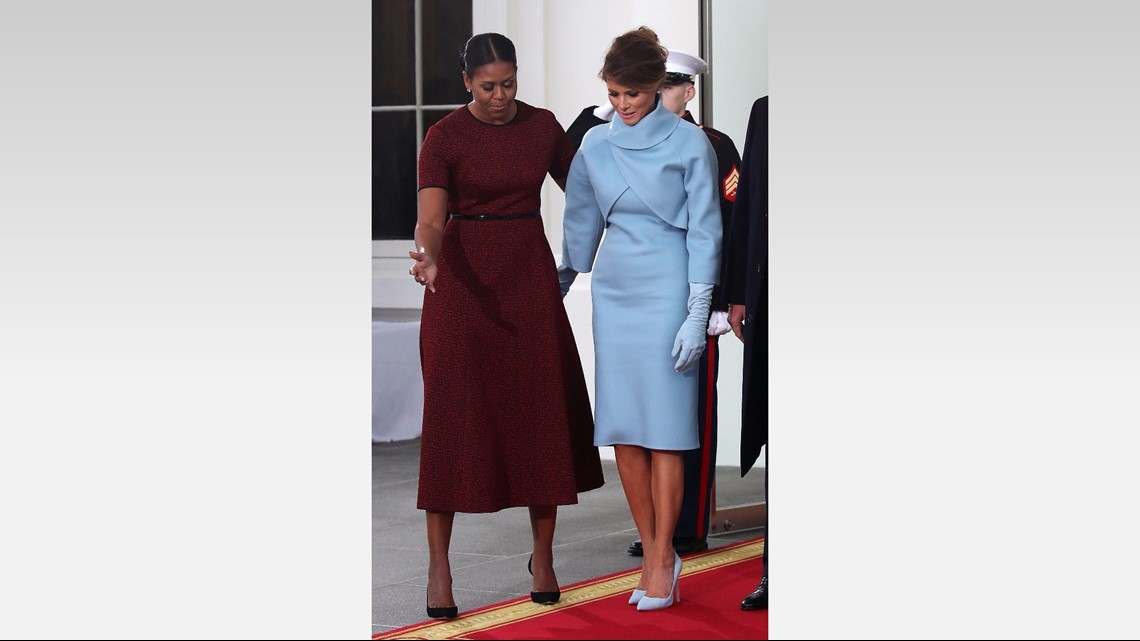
xmin=706 ymin=0 xmax=768 ymax=468
xmin=380 ymin=0 xmax=767 ymax=467
xmin=709 ymin=0 xmax=769 ymax=151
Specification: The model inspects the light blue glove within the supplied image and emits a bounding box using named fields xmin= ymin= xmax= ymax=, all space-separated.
xmin=557 ymin=264 xmax=578 ymax=298
xmin=671 ymin=282 xmax=713 ymax=372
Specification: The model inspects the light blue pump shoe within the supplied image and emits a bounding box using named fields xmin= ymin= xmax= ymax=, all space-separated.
xmin=636 ymin=551 xmax=682 ymax=611
xmin=628 ymin=588 xmax=647 ymax=605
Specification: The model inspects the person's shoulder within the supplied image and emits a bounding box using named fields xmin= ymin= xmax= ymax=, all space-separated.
xmin=579 ymin=122 xmax=608 ymax=152
xmin=514 ymin=100 xmax=555 ymax=125
xmin=699 ymin=124 xmax=737 ymax=147
xmin=574 ymin=105 xmax=600 ymax=120
xmin=568 ymin=105 xmax=606 ymax=129
xmin=426 ymin=106 xmax=468 ymax=133
xmin=747 ymin=97 xmax=767 ymax=122
xmin=672 ymin=117 xmax=711 ymax=145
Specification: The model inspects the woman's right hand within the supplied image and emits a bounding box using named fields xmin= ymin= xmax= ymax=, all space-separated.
xmin=408 ymin=249 xmax=438 ymax=293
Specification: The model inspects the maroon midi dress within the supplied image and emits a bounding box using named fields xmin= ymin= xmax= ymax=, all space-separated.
xmin=415 ymin=101 xmax=604 ymax=513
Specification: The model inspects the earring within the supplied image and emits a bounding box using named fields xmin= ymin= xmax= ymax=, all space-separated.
xmin=466 ymin=88 xmax=471 ymax=93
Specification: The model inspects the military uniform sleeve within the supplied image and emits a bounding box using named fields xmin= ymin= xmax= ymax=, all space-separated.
xmin=710 ymin=131 xmax=743 ymax=309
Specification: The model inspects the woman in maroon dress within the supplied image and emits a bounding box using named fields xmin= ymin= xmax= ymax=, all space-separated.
xmin=407 ymin=33 xmax=604 ymax=620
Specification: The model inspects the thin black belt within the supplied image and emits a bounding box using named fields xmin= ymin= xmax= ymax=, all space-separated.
xmin=448 ymin=211 xmax=540 ymax=221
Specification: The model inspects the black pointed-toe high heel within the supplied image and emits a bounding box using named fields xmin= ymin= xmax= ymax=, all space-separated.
xmin=426 ymin=604 xmax=458 ymax=620
xmin=527 ymin=554 xmax=561 ymax=605
xmin=530 ymin=590 xmax=560 ymax=605
xmin=426 ymin=594 xmax=458 ymax=620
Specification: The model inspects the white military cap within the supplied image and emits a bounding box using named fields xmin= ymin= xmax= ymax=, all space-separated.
xmin=665 ymin=50 xmax=708 ymax=81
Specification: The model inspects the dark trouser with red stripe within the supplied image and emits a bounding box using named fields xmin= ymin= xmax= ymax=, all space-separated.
xmin=676 ymin=334 xmax=719 ymax=541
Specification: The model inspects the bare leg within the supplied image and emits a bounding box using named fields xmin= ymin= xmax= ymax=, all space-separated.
xmin=645 ymin=450 xmax=685 ymax=597
xmin=425 ymin=510 xmax=455 ymax=608
xmin=528 ymin=505 xmax=559 ymax=592
xmin=614 ymin=444 xmax=654 ymax=591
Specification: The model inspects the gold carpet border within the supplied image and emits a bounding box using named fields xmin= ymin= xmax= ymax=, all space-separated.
xmin=374 ymin=539 xmax=763 ymax=640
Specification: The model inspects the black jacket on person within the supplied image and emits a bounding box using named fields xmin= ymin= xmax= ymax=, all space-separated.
xmin=565 ymin=106 xmax=607 ymax=152
xmin=725 ymin=96 xmax=767 ymax=476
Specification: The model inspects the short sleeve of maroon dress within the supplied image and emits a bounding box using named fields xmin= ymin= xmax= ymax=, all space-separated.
xmin=416 ymin=102 xmax=603 ymax=513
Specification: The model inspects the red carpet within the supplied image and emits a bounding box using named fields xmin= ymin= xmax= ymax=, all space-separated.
xmin=376 ymin=537 xmax=766 ymax=640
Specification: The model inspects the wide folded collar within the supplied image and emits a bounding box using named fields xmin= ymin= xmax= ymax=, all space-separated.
xmin=605 ymin=95 xmax=680 ymax=150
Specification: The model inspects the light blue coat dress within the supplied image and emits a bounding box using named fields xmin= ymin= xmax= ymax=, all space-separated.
xmin=561 ymin=97 xmax=722 ymax=450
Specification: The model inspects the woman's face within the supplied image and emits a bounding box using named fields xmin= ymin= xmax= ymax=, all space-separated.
xmin=463 ymin=60 xmax=518 ymax=124
xmin=606 ymin=80 xmax=658 ymax=127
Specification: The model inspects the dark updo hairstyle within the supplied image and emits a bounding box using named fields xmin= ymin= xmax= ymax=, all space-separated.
xmin=599 ymin=26 xmax=668 ymax=92
xmin=459 ymin=32 xmax=518 ymax=75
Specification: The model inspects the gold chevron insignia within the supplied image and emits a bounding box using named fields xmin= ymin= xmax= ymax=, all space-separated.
xmin=723 ymin=166 xmax=739 ymax=202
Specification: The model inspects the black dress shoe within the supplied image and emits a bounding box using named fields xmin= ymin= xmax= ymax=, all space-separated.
xmin=740 ymin=577 xmax=767 ymax=611
xmin=627 ymin=539 xmax=644 ymax=556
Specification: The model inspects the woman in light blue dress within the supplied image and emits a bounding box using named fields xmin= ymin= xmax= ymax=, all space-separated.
xmin=558 ymin=26 xmax=722 ymax=612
